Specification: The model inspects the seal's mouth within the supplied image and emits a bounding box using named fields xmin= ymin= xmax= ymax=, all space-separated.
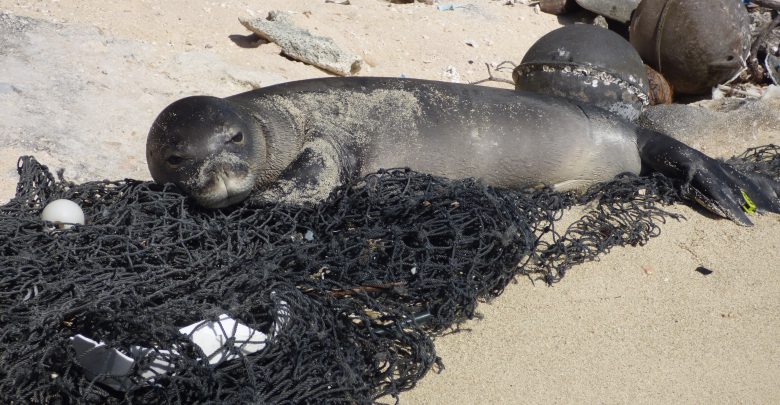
xmin=188 ymin=153 xmax=255 ymax=208
xmin=193 ymin=172 xmax=254 ymax=208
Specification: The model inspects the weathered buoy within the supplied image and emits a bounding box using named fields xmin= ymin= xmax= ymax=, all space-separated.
xmin=513 ymin=24 xmax=649 ymax=121
xmin=41 ymin=199 xmax=85 ymax=230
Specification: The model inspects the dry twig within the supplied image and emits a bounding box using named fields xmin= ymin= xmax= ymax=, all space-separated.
xmin=471 ymin=61 xmax=517 ymax=85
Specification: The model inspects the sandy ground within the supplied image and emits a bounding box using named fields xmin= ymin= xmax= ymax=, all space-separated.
xmin=1 ymin=1 xmax=778 ymax=403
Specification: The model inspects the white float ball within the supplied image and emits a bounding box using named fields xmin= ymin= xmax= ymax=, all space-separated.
xmin=41 ymin=199 xmax=85 ymax=229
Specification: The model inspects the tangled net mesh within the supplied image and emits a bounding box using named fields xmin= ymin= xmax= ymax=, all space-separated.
xmin=1 ymin=145 xmax=778 ymax=404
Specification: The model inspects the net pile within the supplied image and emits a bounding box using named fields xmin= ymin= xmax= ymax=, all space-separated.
xmin=1 ymin=146 xmax=777 ymax=404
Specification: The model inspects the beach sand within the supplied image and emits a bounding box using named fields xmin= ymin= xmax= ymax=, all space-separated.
xmin=1 ymin=1 xmax=778 ymax=403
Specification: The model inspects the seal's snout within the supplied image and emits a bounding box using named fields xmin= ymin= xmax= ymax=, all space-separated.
xmin=189 ymin=153 xmax=255 ymax=208
xmin=196 ymin=159 xmax=250 ymax=191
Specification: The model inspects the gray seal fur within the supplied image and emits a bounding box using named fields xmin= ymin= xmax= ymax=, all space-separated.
xmin=146 ymin=77 xmax=780 ymax=225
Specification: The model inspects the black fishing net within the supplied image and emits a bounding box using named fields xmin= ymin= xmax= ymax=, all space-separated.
xmin=1 ymin=145 xmax=778 ymax=404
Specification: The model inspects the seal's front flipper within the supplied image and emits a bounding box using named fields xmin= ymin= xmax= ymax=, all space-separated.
xmin=250 ymin=137 xmax=355 ymax=206
xmin=637 ymin=129 xmax=780 ymax=226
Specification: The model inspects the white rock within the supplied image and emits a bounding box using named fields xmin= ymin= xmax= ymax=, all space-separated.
xmin=442 ymin=65 xmax=461 ymax=83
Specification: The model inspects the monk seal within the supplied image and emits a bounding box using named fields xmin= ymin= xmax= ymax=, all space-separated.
xmin=146 ymin=77 xmax=780 ymax=225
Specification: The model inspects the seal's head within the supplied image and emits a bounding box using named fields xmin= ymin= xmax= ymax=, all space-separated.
xmin=146 ymin=96 xmax=263 ymax=208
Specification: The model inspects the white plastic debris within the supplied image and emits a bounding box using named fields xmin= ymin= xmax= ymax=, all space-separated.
xmin=22 ymin=285 xmax=39 ymax=301
xmin=763 ymin=53 xmax=779 ymax=85
xmin=70 ymin=334 xmax=135 ymax=391
xmin=179 ymin=314 xmax=269 ymax=365
xmin=437 ymin=3 xmax=463 ymax=11
xmin=71 ymin=301 xmax=290 ymax=391
xmin=129 ymin=346 xmax=178 ymax=381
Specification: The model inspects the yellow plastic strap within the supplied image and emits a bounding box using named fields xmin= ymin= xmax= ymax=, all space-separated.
xmin=741 ymin=190 xmax=757 ymax=215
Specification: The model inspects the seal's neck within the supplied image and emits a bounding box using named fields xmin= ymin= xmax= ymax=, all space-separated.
xmin=232 ymin=97 xmax=304 ymax=185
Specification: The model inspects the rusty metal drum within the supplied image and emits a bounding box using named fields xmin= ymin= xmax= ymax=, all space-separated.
xmin=629 ymin=0 xmax=751 ymax=95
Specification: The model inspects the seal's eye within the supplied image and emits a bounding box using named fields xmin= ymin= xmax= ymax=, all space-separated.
xmin=230 ymin=131 xmax=244 ymax=144
xmin=166 ymin=155 xmax=184 ymax=167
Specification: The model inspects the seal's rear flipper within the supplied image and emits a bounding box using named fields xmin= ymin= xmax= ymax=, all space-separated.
xmin=636 ymin=129 xmax=780 ymax=226
xmin=719 ymin=164 xmax=780 ymax=214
